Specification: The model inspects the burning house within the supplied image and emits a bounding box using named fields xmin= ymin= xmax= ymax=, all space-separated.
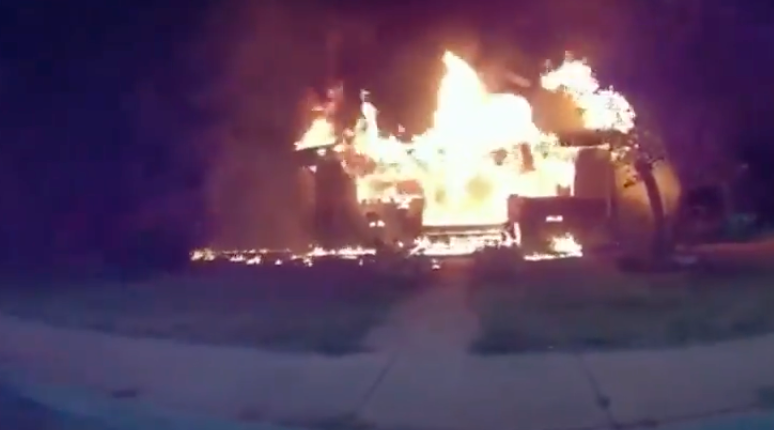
xmin=294 ymin=51 xmax=634 ymax=258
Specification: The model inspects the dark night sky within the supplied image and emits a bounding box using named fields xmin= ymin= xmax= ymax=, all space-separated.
xmin=1 ymin=0 xmax=773 ymax=266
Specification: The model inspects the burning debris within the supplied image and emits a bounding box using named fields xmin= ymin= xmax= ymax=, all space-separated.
xmin=190 ymin=246 xmax=375 ymax=266
xmin=191 ymin=230 xmax=584 ymax=268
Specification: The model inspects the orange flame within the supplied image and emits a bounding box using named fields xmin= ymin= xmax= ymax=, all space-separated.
xmin=296 ymin=52 xmax=634 ymax=231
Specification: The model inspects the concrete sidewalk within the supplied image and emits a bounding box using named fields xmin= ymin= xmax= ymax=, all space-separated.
xmin=646 ymin=411 xmax=774 ymax=430
xmin=3 ymin=313 xmax=774 ymax=430
xmin=0 ymin=378 xmax=301 ymax=430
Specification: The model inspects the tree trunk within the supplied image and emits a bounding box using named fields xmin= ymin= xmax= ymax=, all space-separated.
xmin=635 ymin=160 xmax=672 ymax=259
xmin=607 ymin=149 xmax=620 ymax=244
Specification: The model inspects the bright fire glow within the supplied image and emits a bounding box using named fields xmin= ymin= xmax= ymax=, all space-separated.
xmin=192 ymin=51 xmax=636 ymax=264
xmin=524 ymin=234 xmax=583 ymax=261
xmin=295 ymin=51 xmax=634 ymax=232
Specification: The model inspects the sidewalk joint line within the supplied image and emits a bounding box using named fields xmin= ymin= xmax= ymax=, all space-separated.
xmin=573 ymin=352 xmax=618 ymax=429
xmin=352 ymin=351 xmax=401 ymax=417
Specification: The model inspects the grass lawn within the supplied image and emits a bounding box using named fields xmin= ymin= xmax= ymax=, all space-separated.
xmin=469 ymin=241 xmax=774 ymax=354
xmin=0 ymin=260 xmax=423 ymax=355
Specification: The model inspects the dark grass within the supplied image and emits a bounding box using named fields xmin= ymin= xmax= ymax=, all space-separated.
xmin=0 ymin=382 xmax=122 ymax=430
xmin=0 ymin=260 xmax=426 ymax=355
xmin=0 ymin=384 xmax=81 ymax=430
xmin=469 ymin=242 xmax=774 ymax=355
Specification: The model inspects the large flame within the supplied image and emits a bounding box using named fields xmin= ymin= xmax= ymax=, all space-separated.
xmin=296 ymin=52 xmax=634 ymax=231
xmin=189 ymin=52 xmax=635 ymax=264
